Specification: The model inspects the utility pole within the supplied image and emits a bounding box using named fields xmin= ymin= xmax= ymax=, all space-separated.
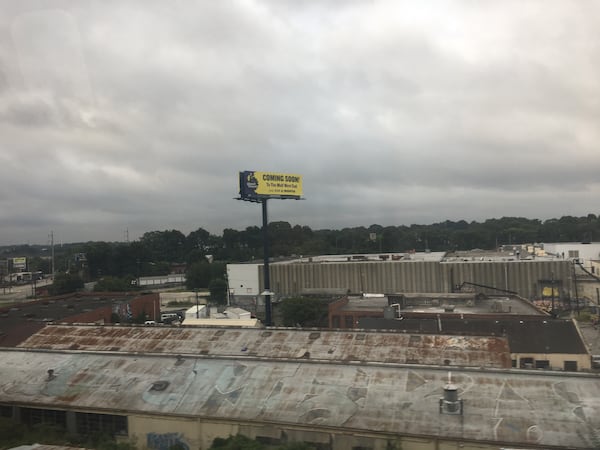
xmin=550 ymin=271 xmax=555 ymax=317
xmin=573 ymin=261 xmax=580 ymax=317
xmin=50 ymin=231 xmax=55 ymax=280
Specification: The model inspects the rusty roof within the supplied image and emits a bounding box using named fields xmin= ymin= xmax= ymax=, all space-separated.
xmin=17 ymin=324 xmax=511 ymax=368
xmin=0 ymin=293 xmax=147 ymax=347
xmin=0 ymin=349 xmax=598 ymax=449
xmin=358 ymin=317 xmax=588 ymax=354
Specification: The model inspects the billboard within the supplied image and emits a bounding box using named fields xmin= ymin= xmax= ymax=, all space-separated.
xmin=12 ymin=257 xmax=27 ymax=270
xmin=239 ymin=171 xmax=303 ymax=200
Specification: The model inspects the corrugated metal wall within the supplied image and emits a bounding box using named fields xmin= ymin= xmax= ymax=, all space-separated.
xmin=261 ymin=260 xmax=573 ymax=299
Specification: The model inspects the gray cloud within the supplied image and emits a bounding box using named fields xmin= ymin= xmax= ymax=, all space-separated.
xmin=0 ymin=1 xmax=599 ymax=244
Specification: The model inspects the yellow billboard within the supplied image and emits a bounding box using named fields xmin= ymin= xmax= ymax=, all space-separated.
xmin=12 ymin=257 xmax=27 ymax=270
xmin=239 ymin=171 xmax=303 ymax=199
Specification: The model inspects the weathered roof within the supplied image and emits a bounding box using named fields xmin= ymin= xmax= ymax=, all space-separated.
xmin=0 ymin=294 xmax=134 ymax=347
xmin=0 ymin=349 xmax=598 ymax=449
xmin=17 ymin=324 xmax=512 ymax=368
xmin=358 ymin=317 xmax=589 ymax=354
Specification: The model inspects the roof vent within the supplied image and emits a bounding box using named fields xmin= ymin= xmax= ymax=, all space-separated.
xmin=150 ymin=380 xmax=170 ymax=392
xmin=439 ymin=372 xmax=463 ymax=415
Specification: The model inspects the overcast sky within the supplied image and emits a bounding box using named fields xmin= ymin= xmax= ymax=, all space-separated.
xmin=1 ymin=1 xmax=599 ymax=245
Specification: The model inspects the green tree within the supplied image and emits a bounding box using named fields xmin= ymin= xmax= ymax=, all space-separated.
xmin=186 ymin=262 xmax=212 ymax=289
xmin=208 ymin=435 xmax=317 ymax=450
xmin=49 ymin=272 xmax=84 ymax=295
xmin=209 ymin=278 xmax=228 ymax=305
xmin=210 ymin=435 xmax=264 ymax=449
xmin=94 ymin=276 xmax=137 ymax=292
xmin=279 ymin=297 xmax=329 ymax=327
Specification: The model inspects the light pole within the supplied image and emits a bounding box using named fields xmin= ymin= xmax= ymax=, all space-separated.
xmin=550 ymin=272 xmax=555 ymax=317
xmin=262 ymin=198 xmax=272 ymax=326
xmin=572 ymin=260 xmax=580 ymax=317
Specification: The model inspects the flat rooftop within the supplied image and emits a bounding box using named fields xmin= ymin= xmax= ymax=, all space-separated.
xmin=359 ymin=317 xmax=588 ymax=354
xmin=0 ymin=348 xmax=598 ymax=449
xmin=0 ymin=293 xmax=140 ymax=347
xmin=277 ymin=251 xmax=447 ymax=263
xmin=18 ymin=324 xmax=511 ymax=368
xmin=342 ymin=294 xmax=544 ymax=316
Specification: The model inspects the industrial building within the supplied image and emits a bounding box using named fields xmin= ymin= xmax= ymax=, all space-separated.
xmin=359 ymin=316 xmax=591 ymax=372
xmin=1 ymin=324 xmax=599 ymax=449
xmin=327 ymin=293 xmax=543 ymax=329
xmin=0 ymin=292 xmax=160 ymax=346
xmin=228 ymin=254 xmax=577 ymax=302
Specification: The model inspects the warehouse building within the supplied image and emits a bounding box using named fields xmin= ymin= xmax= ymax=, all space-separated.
xmin=359 ymin=316 xmax=591 ymax=372
xmin=1 ymin=324 xmax=599 ymax=449
xmin=228 ymin=257 xmax=575 ymax=301
xmin=328 ymin=293 xmax=543 ymax=329
xmin=0 ymin=326 xmax=600 ymax=450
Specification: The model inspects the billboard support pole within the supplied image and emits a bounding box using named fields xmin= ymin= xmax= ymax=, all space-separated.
xmin=237 ymin=170 xmax=304 ymax=327
xmin=262 ymin=198 xmax=272 ymax=326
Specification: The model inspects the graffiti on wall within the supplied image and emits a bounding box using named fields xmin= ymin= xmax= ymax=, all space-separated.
xmin=147 ymin=432 xmax=189 ymax=450
xmin=112 ymin=302 xmax=133 ymax=321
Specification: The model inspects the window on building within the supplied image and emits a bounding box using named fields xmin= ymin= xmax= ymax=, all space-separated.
xmin=345 ymin=316 xmax=354 ymax=328
xmin=535 ymin=360 xmax=550 ymax=369
xmin=21 ymin=407 xmax=67 ymax=428
xmin=568 ymin=250 xmax=579 ymax=258
xmin=520 ymin=357 xmax=534 ymax=369
xmin=564 ymin=361 xmax=578 ymax=372
xmin=331 ymin=315 xmax=340 ymax=328
xmin=75 ymin=412 xmax=128 ymax=436
xmin=0 ymin=405 xmax=13 ymax=418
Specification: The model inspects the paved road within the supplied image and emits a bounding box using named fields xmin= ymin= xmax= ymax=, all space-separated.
xmin=0 ymin=279 xmax=52 ymax=305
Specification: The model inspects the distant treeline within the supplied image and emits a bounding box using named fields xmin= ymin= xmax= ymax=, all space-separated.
xmin=2 ymin=215 xmax=599 ymax=283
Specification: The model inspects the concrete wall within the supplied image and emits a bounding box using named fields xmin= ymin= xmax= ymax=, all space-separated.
xmin=544 ymin=243 xmax=600 ymax=263
xmin=265 ymin=260 xmax=573 ymax=299
xmin=513 ymin=353 xmax=591 ymax=371
xmin=63 ymin=294 xmax=160 ymax=323
xmin=128 ymin=414 xmax=541 ymax=450
xmin=227 ymin=264 xmax=261 ymax=296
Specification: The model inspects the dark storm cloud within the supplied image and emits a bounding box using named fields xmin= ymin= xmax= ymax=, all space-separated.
xmin=0 ymin=1 xmax=599 ymax=244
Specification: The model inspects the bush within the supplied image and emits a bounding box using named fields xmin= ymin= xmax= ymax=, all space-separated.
xmin=49 ymin=273 xmax=84 ymax=295
xmin=279 ymin=297 xmax=329 ymax=327
xmin=208 ymin=278 xmax=228 ymax=305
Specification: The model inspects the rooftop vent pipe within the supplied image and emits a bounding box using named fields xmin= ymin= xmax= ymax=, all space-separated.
xmin=439 ymin=372 xmax=463 ymax=415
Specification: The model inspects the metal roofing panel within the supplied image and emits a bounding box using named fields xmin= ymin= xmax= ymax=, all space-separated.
xmin=0 ymin=350 xmax=597 ymax=449
xmin=17 ymin=325 xmax=511 ymax=368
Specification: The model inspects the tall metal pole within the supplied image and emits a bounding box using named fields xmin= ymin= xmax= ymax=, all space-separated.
xmin=573 ymin=261 xmax=580 ymax=317
xmin=550 ymin=271 xmax=555 ymax=317
xmin=50 ymin=231 xmax=55 ymax=279
xmin=262 ymin=198 xmax=272 ymax=326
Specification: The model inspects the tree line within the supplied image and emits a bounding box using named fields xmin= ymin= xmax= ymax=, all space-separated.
xmin=3 ymin=214 xmax=598 ymax=292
